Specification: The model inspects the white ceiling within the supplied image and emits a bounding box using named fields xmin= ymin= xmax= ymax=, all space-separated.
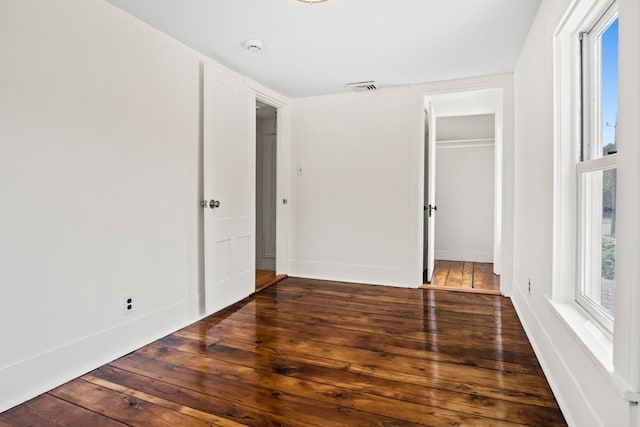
xmin=106 ymin=0 xmax=540 ymax=98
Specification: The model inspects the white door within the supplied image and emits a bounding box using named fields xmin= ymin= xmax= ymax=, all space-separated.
xmin=425 ymin=103 xmax=437 ymax=281
xmin=259 ymin=133 xmax=277 ymax=270
xmin=203 ymin=64 xmax=254 ymax=314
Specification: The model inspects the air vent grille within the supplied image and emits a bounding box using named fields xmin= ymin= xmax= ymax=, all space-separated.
xmin=346 ymin=81 xmax=378 ymax=91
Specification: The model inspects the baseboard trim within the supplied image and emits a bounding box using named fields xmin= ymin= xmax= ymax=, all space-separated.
xmin=288 ymin=259 xmax=414 ymax=288
xmin=435 ymin=250 xmax=493 ymax=263
xmin=0 ymin=295 xmax=204 ymax=413
xmin=511 ymin=284 xmax=604 ymax=427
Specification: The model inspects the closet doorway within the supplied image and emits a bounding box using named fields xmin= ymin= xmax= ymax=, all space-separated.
xmin=255 ymin=100 xmax=281 ymax=291
xmin=423 ymin=89 xmax=503 ymax=294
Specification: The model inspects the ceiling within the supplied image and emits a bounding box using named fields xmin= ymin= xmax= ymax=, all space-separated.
xmin=106 ymin=0 xmax=540 ymax=98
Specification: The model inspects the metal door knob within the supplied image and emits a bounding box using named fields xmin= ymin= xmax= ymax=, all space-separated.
xmin=209 ymin=200 xmax=220 ymax=209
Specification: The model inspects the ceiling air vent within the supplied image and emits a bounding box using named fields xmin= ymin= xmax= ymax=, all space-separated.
xmin=346 ymin=81 xmax=378 ymax=91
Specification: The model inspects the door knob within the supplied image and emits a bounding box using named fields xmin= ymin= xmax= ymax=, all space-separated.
xmin=200 ymin=200 xmax=207 ymax=208
xmin=209 ymin=200 xmax=220 ymax=209
xmin=428 ymin=204 xmax=437 ymax=217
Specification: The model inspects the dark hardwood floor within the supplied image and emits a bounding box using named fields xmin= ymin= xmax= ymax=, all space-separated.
xmin=0 ymin=277 xmax=566 ymax=426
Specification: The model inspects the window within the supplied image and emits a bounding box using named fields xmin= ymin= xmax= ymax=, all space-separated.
xmin=577 ymin=5 xmax=618 ymax=332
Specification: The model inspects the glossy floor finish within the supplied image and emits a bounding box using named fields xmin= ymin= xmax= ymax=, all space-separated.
xmin=255 ymin=269 xmax=275 ymax=289
xmin=255 ymin=270 xmax=287 ymax=293
xmin=0 ymin=278 xmax=566 ymax=426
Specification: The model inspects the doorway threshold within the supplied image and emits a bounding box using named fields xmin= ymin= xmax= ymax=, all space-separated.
xmin=255 ymin=272 xmax=287 ymax=293
xmin=422 ymin=283 xmax=501 ymax=296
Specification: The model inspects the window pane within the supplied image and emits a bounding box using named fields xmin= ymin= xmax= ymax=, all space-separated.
xmin=601 ymin=18 xmax=618 ymax=156
xmin=581 ymin=168 xmax=617 ymax=318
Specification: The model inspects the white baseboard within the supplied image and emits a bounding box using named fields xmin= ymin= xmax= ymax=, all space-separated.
xmin=288 ymin=259 xmax=415 ymax=288
xmin=434 ymin=250 xmax=493 ymax=263
xmin=510 ymin=284 xmax=629 ymax=426
xmin=510 ymin=286 xmax=580 ymax=427
xmin=0 ymin=295 xmax=205 ymax=413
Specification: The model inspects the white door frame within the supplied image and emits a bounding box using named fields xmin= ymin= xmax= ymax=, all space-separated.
xmin=247 ymin=79 xmax=290 ymax=277
xmin=409 ymin=74 xmax=515 ymax=296
xmin=424 ymin=102 xmax=437 ymax=282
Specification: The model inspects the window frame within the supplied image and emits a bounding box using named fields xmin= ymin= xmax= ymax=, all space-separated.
xmin=576 ymin=2 xmax=618 ymax=334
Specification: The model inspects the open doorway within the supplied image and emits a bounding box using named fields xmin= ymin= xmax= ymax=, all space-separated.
xmin=255 ymin=100 xmax=279 ymax=291
xmin=423 ymin=89 xmax=503 ymax=294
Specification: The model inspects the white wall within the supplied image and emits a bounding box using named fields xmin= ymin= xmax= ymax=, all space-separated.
xmin=435 ymin=114 xmax=495 ymax=262
xmin=436 ymin=114 xmax=495 ymax=140
xmin=511 ymin=0 xmax=640 ymax=425
xmin=0 ymin=0 xmax=225 ymax=411
xmin=289 ymin=88 xmax=413 ymax=286
xmin=288 ymin=74 xmax=515 ymax=291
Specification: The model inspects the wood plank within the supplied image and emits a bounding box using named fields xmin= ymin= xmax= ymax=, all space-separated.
xmin=0 ymin=394 xmax=126 ymax=427
xmin=266 ymin=276 xmax=512 ymax=309
xmin=0 ymin=277 xmax=565 ymax=426
xmin=169 ymin=322 xmax=548 ymax=400
xmin=474 ymin=262 xmax=500 ymax=291
xmin=112 ymin=353 xmax=425 ymax=426
xmin=255 ymin=272 xmax=286 ymax=293
xmin=255 ymin=269 xmax=275 ymax=289
xmin=432 ymin=260 xmax=450 ymax=285
xmin=445 ymin=261 xmax=464 ymax=287
xmin=176 ymin=320 xmax=545 ymax=377
xmin=215 ymin=299 xmax=538 ymax=352
xmin=159 ymin=330 xmax=553 ymax=405
xmin=427 ymin=283 xmax=501 ymax=295
xmin=127 ymin=345 xmax=535 ymax=426
xmin=81 ymin=372 xmax=246 ymax=427
xmin=159 ymin=335 xmax=565 ymax=426
xmin=462 ymin=261 xmax=474 ymax=288
xmin=84 ymin=368 xmax=299 ymax=427
xmin=50 ymin=379 xmax=225 ymax=427
xmin=261 ymin=285 xmax=516 ymax=319
xmin=426 ymin=261 xmax=501 ymax=294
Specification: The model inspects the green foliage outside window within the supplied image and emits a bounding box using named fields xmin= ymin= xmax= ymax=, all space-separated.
xmin=602 ymin=235 xmax=616 ymax=280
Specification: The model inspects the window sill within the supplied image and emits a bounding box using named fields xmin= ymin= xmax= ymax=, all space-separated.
xmin=548 ymin=297 xmax=640 ymax=402
xmin=546 ymin=296 xmax=613 ymax=372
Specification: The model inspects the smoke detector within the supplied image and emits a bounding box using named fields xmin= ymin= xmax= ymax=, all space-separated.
xmin=346 ymin=81 xmax=379 ymax=91
xmin=243 ymin=39 xmax=263 ymax=53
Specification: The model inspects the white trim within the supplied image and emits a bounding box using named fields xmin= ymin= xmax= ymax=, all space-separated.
xmin=288 ymin=259 xmax=411 ymax=288
xmin=581 ymin=3 xmax=619 ymax=162
xmin=409 ymin=73 xmax=513 ymax=295
xmin=247 ymin=78 xmax=291 ymax=277
xmin=612 ymin=0 xmax=640 ymax=395
xmin=436 ymin=138 xmax=495 ymax=149
xmin=548 ymin=297 xmax=614 ymax=372
xmin=577 ymin=152 xmax=617 ymax=172
xmin=0 ymin=296 xmax=205 ymax=413
xmin=434 ymin=250 xmax=493 ymax=263
xmin=547 ymin=297 xmax=640 ymax=403
xmin=553 ymin=0 xmax=640 ymax=408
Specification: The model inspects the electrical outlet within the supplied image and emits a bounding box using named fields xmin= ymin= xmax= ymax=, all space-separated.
xmin=528 ymin=279 xmax=531 ymax=295
xmin=123 ymin=294 xmax=135 ymax=315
